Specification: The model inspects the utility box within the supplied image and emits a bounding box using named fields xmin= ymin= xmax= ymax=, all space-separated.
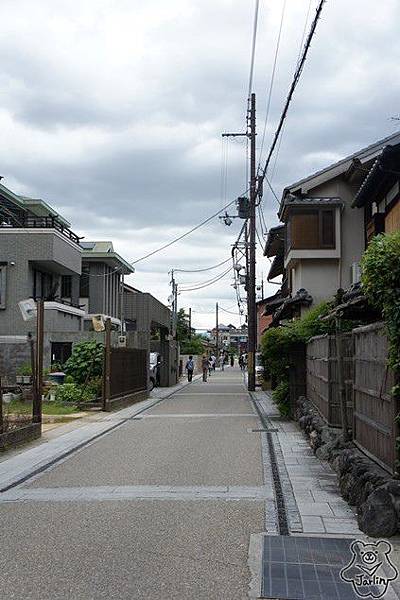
xmin=237 ymin=196 xmax=250 ymax=219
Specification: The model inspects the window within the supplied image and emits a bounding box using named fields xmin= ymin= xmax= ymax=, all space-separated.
xmin=321 ymin=210 xmax=335 ymax=247
xmin=0 ymin=264 xmax=6 ymax=309
xmin=289 ymin=209 xmax=335 ymax=250
xmin=33 ymin=269 xmax=53 ymax=300
xmin=79 ymin=265 xmax=90 ymax=297
xmin=61 ymin=275 xmax=72 ymax=298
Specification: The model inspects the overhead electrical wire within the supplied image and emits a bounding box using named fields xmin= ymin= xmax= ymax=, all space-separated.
xmin=269 ymin=0 xmax=314 ymax=186
xmin=86 ymin=195 xmax=242 ymax=278
xmin=258 ymin=0 xmax=287 ymax=167
xmin=178 ymin=265 xmax=233 ymax=290
xmin=179 ymin=266 xmax=233 ymax=293
xmin=258 ymin=0 xmax=326 ymax=189
xmin=174 ymin=257 xmax=231 ymax=274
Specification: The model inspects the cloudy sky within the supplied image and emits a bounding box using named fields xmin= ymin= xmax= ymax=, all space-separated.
xmin=1 ymin=0 xmax=400 ymax=329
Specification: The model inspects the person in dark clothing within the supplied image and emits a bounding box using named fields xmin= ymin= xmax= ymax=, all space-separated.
xmin=230 ymin=354 xmax=234 ymax=367
xmin=185 ymin=355 xmax=194 ymax=382
xmin=201 ymin=355 xmax=209 ymax=382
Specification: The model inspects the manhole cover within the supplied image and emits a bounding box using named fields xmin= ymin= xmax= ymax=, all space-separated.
xmin=261 ymin=536 xmax=359 ymax=599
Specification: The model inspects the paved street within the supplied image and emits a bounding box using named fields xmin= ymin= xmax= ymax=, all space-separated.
xmin=1 ymin=366 xmax=398 ymax=600
xmin=0 ymin=367 xmax=266 ymax=599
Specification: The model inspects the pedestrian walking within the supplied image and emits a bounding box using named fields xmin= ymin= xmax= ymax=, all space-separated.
xmin=202 ymin=355 xmax=209 ymax=382
xmin=208 ymin=356 xmax=213 ymax=376
xmin=211 ymin=354 xmax=216 ymax=370
xmin=230 ymin=354 xmax=234 ymax=367
xmin=239 ymin=354 xmax=244 ymax=371
xmin=185 ymin=355 xmax=194 ymax=382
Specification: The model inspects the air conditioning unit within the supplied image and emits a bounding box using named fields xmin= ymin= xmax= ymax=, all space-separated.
xmin=351 ymin=262 xmax=361 ymax=285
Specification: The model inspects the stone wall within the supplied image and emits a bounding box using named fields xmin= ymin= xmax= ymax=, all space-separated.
xmin=296 ymin=396 xmax=400 ymax=537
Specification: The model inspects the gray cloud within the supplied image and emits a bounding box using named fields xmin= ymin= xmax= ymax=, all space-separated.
xmin=0 ymin=0 xmax=399 ymax=325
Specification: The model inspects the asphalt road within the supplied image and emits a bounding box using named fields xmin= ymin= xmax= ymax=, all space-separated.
xmin=0 ymin=367 xmax=266 ymax=599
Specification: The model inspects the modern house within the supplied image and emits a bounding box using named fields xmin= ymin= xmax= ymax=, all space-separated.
xmin=59 ymin=240 xmax=135 ymax=333
xmin=264 ymin=131 xmax=400 ymax=324
xmin=0 ymin=183 xmax=85 ymax=375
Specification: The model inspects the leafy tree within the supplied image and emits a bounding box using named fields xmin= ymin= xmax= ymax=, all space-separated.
xmin=181 ymin=334 xmax=205 ymax=355
xmin=176 ymin=309 xmax=191 ymax=342
xmin=361 ymin=231 xmax=400 ymax=373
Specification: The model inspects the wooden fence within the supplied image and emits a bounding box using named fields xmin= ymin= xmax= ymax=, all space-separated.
xmin=306 ymin=333 xmax=353 ymax=427
xmin=103 ymin=347 xmax=147 ymax=411
xmin=353 ymin=322 xmax=399 ymax=473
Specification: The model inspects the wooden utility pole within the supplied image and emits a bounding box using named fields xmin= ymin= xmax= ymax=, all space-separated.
xmin=33 ymin=299 xmax=44 ymax=423
xmin=188 ymin=308 xmax=192 ymax=339
xmin=103 ymin=317 xmax=112 ymax=411
xmin=215 ymin=302 xmax=219 ymax=363
xmin=247 ymin=92 xmax=257 ymax=391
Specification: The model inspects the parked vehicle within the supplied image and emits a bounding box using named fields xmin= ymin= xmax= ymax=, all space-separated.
xmin=149 ymin=352 xmax=161 ymax=391
xmin=255 ymin=352 xmax=264 ymax=386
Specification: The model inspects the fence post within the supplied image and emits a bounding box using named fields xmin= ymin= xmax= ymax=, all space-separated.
xmin=103 ymin=318 xmax=112 ymax=411
xmin=0 ymin=376 xmax=3 ymax=434
xmin=336 ymin=316 xmax=349 ymax=440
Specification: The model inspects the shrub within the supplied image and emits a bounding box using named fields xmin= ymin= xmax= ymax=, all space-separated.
xmin=272 ymin=380 xmax=290 ymax=416
xmin=64 ymin=341 xmax=104 ymax=384
xmin=361 ymin=231 xmax=400 ymax=373
xmin=261 ymin=302 xmax=334 ymax=385
xmin=16 ymin=363 xmax=32 ymax=376
xmin=55 ymin=383 xmax=95 ymax=404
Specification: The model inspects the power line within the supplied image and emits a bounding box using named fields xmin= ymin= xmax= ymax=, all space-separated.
xmin=178 ymin=265 xmax=232 ymax=289
xmin=219 ymin=305 xmax=242 ymax=316
xmin=85 ymin=196 xmax=240 ymax=278
xmin=258 ymin=0 xmax=326 ymax=188
xmin=269 ymin=0 xmax=314 ymax=186
xmin=174 ymin=257 xmax=231 ymax=274
xmin=179 ymin=266 xmax=233 ymax=293
xmin=258 ymin=0 xmax=287 ymax=167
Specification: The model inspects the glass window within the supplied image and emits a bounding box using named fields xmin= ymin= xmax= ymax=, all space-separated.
xmin=321 ymin=210 xmax=335 ymax=247
xmin=61 ymin=275 xmax=72 ymax=297
xmin=80 ymin=265 xmax=90 ymax=297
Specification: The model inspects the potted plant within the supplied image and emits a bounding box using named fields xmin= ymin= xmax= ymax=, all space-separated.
xmin=16 ymin=363 xmax=32 ymax=385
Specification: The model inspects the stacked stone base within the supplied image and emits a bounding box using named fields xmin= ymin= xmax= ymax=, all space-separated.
xmin=297 ymin=396 xmax=400 ymax=537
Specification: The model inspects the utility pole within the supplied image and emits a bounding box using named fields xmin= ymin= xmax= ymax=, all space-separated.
xmin=188 ymin=307 xmax=192 ymax=339
xmin=170 ymin=270 xmax=178 ymax=339
xmin=215 ymin=302 xmax=219 ymax=363
xmin=120 ymin=272 xmax=125 ymax=334
xmin=247 ymin=92 xmax=257 ymax=392
xmin=33 ymin=298 xmax=44 ymax=423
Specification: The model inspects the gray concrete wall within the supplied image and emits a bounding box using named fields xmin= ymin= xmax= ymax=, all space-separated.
xmin=83 ymin=262 xmax=121 ymax=319
xmin=0 ymin=230 xmax=81 ymax=336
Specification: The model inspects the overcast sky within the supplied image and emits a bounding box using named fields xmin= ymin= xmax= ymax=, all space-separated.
xmin=1 ymin=0 xmax=400 ymax=329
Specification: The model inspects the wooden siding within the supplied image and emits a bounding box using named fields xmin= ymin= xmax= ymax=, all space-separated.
xmin=306 ymin=333 xmax=353 ymax=427
xmin=385 ymin=200 xmax=400 ymax=234
xmin=353 ymin=322 xmax=398 ymax=474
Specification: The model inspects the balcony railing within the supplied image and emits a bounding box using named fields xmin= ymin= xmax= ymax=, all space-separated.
xmin=17 ymin=216 xmax=83 ymax=245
